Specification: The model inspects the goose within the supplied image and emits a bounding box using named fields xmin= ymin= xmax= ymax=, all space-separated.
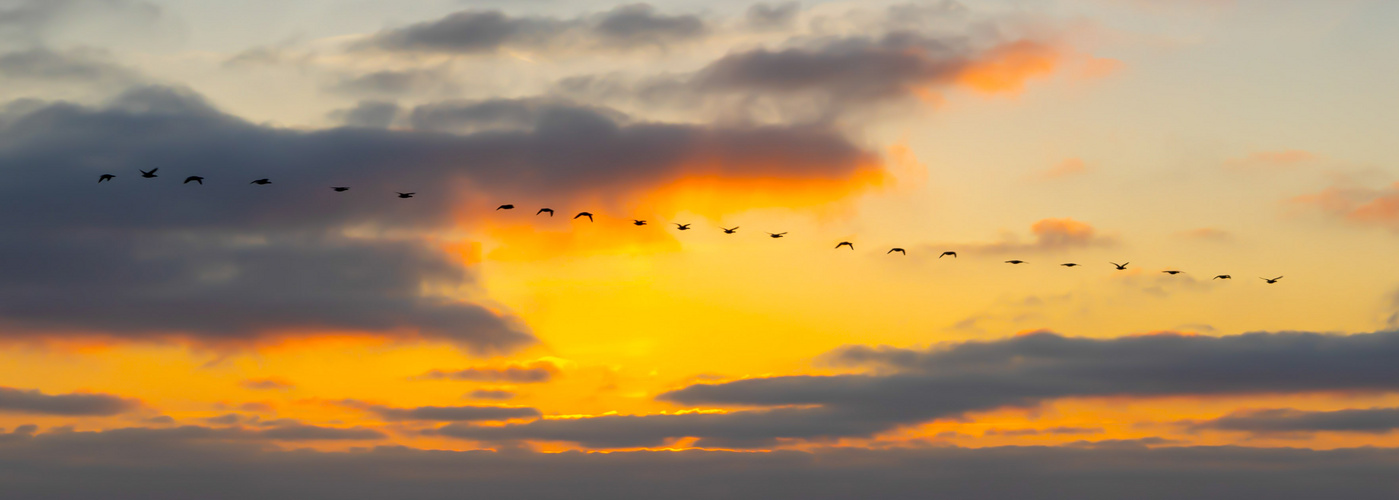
xmin=940 ymin=251 xmax=957 ymax=258
xmin=675 ymin=223 xmax=691 ymax=230
xmin=332 ymin=186 xmax=350 ymax=192
xmin=835 ymin=241 xmax=854 ymax=250
xmin=768 ymin=232 xmax=787 ymax=239
xmin=98 ymin=174 xmax=115 ymax=183
xmin=1005 ymin=260 xmax=1026 ymax=264
xmin=140 ymin=168 xmax=158 ymax=178
xmin=574 ymin=212 xmax=593 ymax=221
xmin=397 ymin=192 xmax=415 ymax=198
xmin=250 ymin=178 xmax=271 ymax=185
xmin=1214 ymin=275 xmax=1232 ymax=280
xmin=537 ymin=208 xmax=554 ymax=216
xmin=497 ymin=204 xmax=514 ymax=210
xmin=721 ymin=227 xmax=739 ymax=234
xmin=1110 ymin=262 xmax=1129 ymax=270
xmin=888 ymin=248 xmax=906 ymax=255
xmin=183 ymin=176 xmax=203 ymax=185
xmin=1261 ymin=276 xmax=1283 ymax=284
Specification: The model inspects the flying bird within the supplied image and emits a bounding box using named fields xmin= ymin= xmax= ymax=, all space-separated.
xmin=537 ymin=208 xmax=554 ymax=216
xmin=98 ymin=174 xmax=115 ymax=183
xmin=1214 ymin=275 xmax=1232 ymax=280
xmin=768 ymin=232 xmax=787 ymax=238
xmin=1110 ymin=262 xmax=1129 ymax=270
xmin=332 ymin=186 xmax=350 ymax=192
xmin=675 ymin=223 xmax=691 ymax=230
xmin=1162 ymin=270 xmax=1183 ymax=275
xmin=1005 ymin=260 xmax=1026 ymax=264
xmin=574 ymin=212 xmax=593 ymax=221
xmin=722 ymin=227 xmax=739 ymax=234
xmin=1261 ymin=276 xmax=1283 ymax=284
xmin=633 ymin=220 xmax=647 ymax=226
xmin=888 ymin=248 xmax=906 ymax=255
xmin=497 ymin=204 xmax=514 ymax=210
xmin=250 ymin=178 xmax=271 ymax=185
xmin=940 ymin=251 xmax=957 ymax=258
xmin=835 ymin=241 xmax=854 ymax=250
xmin=1061 ymin=263 xmax=1079 ymax=267
xmin=140 ymin=168 xmax=158 ymax=178
xmin=397 ymin=192 xmax=415 ymax=198
xmin=183 ymin=176 xmax=203 ymax=185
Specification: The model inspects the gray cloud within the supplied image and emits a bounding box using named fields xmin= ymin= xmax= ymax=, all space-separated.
xmin=0 ymin=85 xmax=876 ymax=350
xmin=357 ymin=4 xmax=706 ymax=55
xmin=746 ymin=2 xmax=801 ymax=30
xmin=1194 ymin=407 xmax=1399 ymax=435
xmin=328 ymin=100 xmax=400 ymax=128
xmin=468 ymin=389 xmax=516 ymax=400
xmin=0 ymin=47 xmax=138 ymax=84
xmin=0 ymin=386 xmax=139 ymax=416
xmin=241 ymin=379 xmax=294 ymax=391
xmin=344 ymin=401 xmax=540 ymax=422
xmin=407 ymin=98 xmax=627 ymax=134
xmin=0 ymin=0 xmax=161 ymax=44
xmin=418 ymin=362 xmax=558 ymax=383
xmin=330 ymin=68 xmax=458 ymax=97
xmin=2 ymin=428 xmax=1399 ymax=499
xmin=448 ymin=330 xmax=1399 ymax=447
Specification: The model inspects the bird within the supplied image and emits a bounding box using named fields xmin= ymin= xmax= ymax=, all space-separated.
xmin=940 ymin=251 xmax=957 ymax=258
xmin=1162 ymin=270 xmax=1183 ymax=275
xmin=497 ymin=204 xmax=514 ymax=210
xmin=98 ymin=174 xmax=115 ymax=183
xmin=633 ymin=220 xmax=647 ymax=226
xmin=888 ymin=248 xmax=906 ymax=255
xmin=183 ymin=176 xmax=203 ymax=185
xmin=1061 ymin=263 xmax=1079 ymax=267
xmin=722 ymin=227 xmax=739 ymax=234
xmin=140 ymin=168 xmax=158 ymax=178
xmin=1261 ymin=276 xmax=1283 ymax=284
xmin=537 ymin=208 xmax=554 ymax=216
xmin=1214 ymin=275 xmax=1232 ymax=280
xmin=250 ymin=178 xmax=271 ymax=185
xmin=574 ymin=212 xmax=593 ymax=221
xmin=675 ymin=223 xmax=691 ymax=230
xmin=768 ymin=232 xmax=787 ymax=238
xmin=835 ymin=241 xmax=854 ymax=250
xmin=1005 ymin=260 xmax=1026 ymax=264
xmin=332 ymin=186 xmax=350 ymax=192
xmin=1110 ymin=262 xmax=1129 ymax=270
xmin=397 ymin=192 xmax=415 ymax=198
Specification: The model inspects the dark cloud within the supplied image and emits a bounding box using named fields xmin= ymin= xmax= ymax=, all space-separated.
xmin=746 ymin=2 xmax=800 ymax=29
xmin=984 ymin=426 xmax=1102 ymax=437
xmin=257 ymin=423 xmax=385 ymax=441
xmin=0 ymin=386 xmax=139 ymax=416
xmin=2 ymin=428 xmax=1399 ymax=499
xmin=330 ymin=68 xmax=458 ymax=97
xmin=407 ymin=98 xmax=627 ymax=134
xmin=344 ymin=401 xmax=540 ymax=422
xmin=1193 ymin=407 xmax=1399 ymax=435
xmin=329 ymin=100 xmax=400 ymax=128
xmin=0 ymin=47 xmax=138 ymax=84
xmin=418 ymin=362 xmax=559 ymax=383
xmin=357 ymin=4 xmax=706 ymax=55
xmin=0 ymin=85 xmax=876 ymax=349
xmin=451 ymin=330 xmax=1399 ymax=447
xmin=468 ymin=389 xmax=516 ymax=400
xmin=0 ymin=0 xmax=161 ymax=44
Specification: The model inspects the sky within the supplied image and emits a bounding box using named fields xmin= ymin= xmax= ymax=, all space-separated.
xmin=2 ymin=0 xmax=1399 ymax=497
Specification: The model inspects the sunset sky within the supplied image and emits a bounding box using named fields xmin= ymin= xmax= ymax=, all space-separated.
xmin=3 ymin=0 xmax=1399 ymax=498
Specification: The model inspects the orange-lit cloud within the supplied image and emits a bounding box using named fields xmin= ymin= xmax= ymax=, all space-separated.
xmin=1225 ymin=150 xmax=1318 ymax=169
xmin=1037 ymin=157 xmax=1091 ymax=180
xmin=1293 ymin=182 xmax=1399 ymax=232
xmin=948 ymin=218 xmax=1116 ymax=255
xmin=957 ymin=40 xmax=1060 ymax=94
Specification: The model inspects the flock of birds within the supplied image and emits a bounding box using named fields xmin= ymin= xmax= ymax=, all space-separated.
xmin=97 ymin=169 xmax=1285 ymax=284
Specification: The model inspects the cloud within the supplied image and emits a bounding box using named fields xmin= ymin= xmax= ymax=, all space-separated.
xmin=468 ymin=389 xmax=516 ymax=400
xmin=1036 ymin=158 xmax=1089 ymax=180
xmin=746 ymin=2 xmax=800 ymax=29
xmin=0 ymin=386 xmax=139 ymax=416
xmin=356 ymin=4 xmax=707 ymax=55
xmin=451 ymin=330 xmax=1399 ymax=447
xmin=2 ymin=429 xmax=1399 ymax=499
xmin=984 ymin=426 xmax=1102 ymax=437
xmin=1176 ymin=227 xmax=1233 ymax=242
xmin=330 ymin=68 xmax=458 ymax=97
xmin=1225 ymin=150 xmax=1318 ymax=169
xmin=240 ymin=378 xmax=294 ymax=391
xmin=943 ymin=218 xmax=1115 ymax=255
xmin=0 ymin=0 xmax=161 ymax=44
xmin=328 ymin=100 xmax=400 ymax=128
xmin=342 ymin=400 xmax=540 ymax=422
xmin=0 ymin=85 xmax=879 ymax=350
xmin=418 ymin=361 xmax=560 ymax=383
xmin=1193 ymin=407 xmax=1399 ymax=435
xmin=0 ymin=47 xmax=139 ymax=84
xmin=406 ymin=98 xmax=628 ymax=134
xmin=1293 ymin=182 xmax=1399 ymax=233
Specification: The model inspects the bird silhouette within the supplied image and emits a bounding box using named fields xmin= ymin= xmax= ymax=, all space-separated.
xmin=1261 ymin=276 xmax=1283 ymax=284
xmin=722 ymin=227 xmax=739 ymax=234
xmin=1214 ymin=275 xmax=1232 ymax=280
xmin=1162 ymin=270 xmax=1183 ymax=275
xmin=835 ymin=241 xmax=854 ymax=250
xmin=537 ymin=208 xmax=554 ymax=216
xmin=184 ymin=176 xmax=203 ymax=185
xmin=1061 ymin=263 xmax=1079 ymax=267
xmin=768 ymin=232 xmax=787 ymax=238
xmin=250 ymin=178 xmax=271 ymax=185
xmin=675 ymin=223 xmax=691 ymax=230
xmin=98 ymin=174 xmax=115 ymax=183
xmin=1110 ymin=262 xmax=1129 ymax=270
xmin=497 ymin=204 xmax=514 ymax=210
xmin=397 ymin=192 xmax=415 ymax=198
xmin=140 ymin=168 xmax=158 ymax=178
xmin=888 ymin=248 xmax=906 ymax=255
xmin=1005 ymin=260 xmax=1026 ymax=264
xmin=633 ymin=220 xmax=647 ymax=226
xmin=940 ymin=251 xmax=957 ymax=258
xmin=574 ymin=212 xmax=593 ymax=221
xmin=332 ymin=186 xmax=350 ymax=192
